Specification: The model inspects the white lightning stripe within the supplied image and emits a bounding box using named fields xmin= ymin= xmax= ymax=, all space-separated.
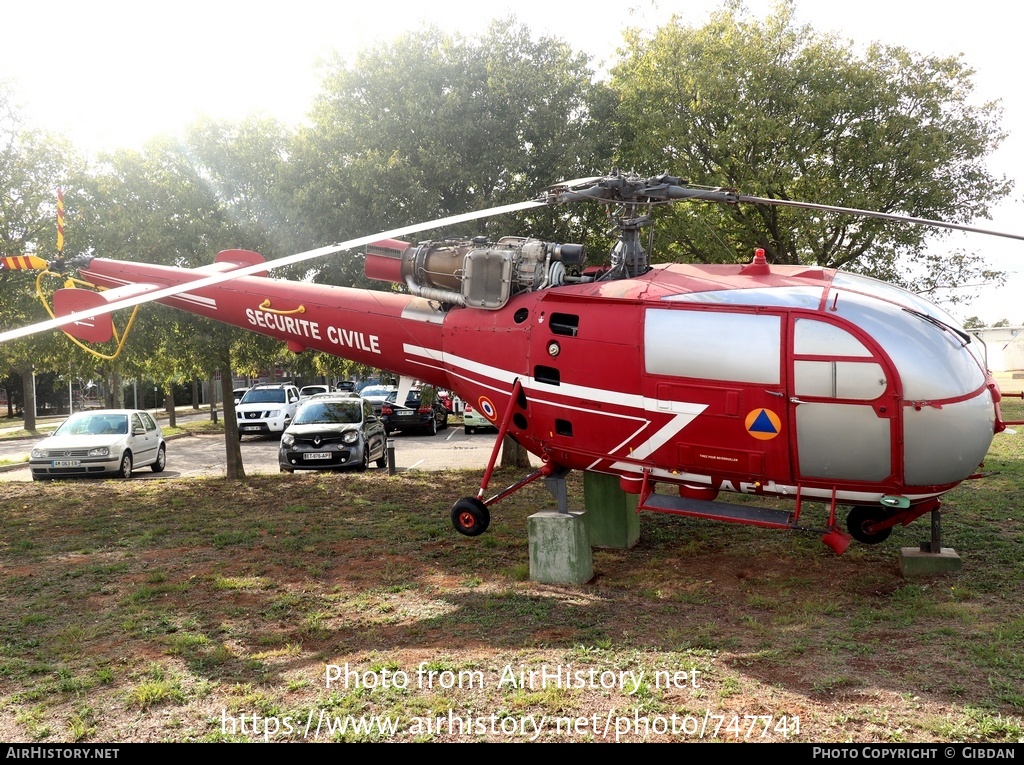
xmin=65 ymin=275 xmax=219 ymax=311
xmin=168 ymin=293 xmax=217 ymax=309
xmin=606 ymin=420 xmax=656 ymax=457
xmin=403 ymin=343 xmax=707 ymax=459
xmin=628 ymin=411 xmax=705 ymax=459
xmin=1 ymin=199 xmax=545 ymax=344
xmin=403 ymin=344 xmax=650 ymax=410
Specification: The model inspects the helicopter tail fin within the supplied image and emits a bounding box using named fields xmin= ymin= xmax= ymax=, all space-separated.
xmin=53 ymin=282 xmax=160 ymax=343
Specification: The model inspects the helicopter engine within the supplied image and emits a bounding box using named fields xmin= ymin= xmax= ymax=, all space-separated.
xmin=365 ymin=236 xmax=585 ymax=310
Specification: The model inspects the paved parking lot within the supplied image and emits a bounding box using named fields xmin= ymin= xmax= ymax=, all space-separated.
xmin=0 ymin=424 xmax=531 ymax=482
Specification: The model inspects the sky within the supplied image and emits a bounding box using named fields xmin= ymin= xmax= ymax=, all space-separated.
xmin=3 ymin=0 xmax=1022 ymax=324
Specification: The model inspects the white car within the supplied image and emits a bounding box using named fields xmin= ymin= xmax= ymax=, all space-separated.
xmin=463 ymin=402 xmax=497 ymax=434
xmin=358 ymin=384 xmax=397 ymax=415
xmin=299 ymin=385 xmax=332 ymax=399
xmin=236 ymin=383 xmax=301 ymax=438
xmin=29 ymin=409 xmax=166 ymax=480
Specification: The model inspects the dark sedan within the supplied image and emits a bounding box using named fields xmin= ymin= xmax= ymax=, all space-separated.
xmin=381 ymin=388 xmax=449 ymax=435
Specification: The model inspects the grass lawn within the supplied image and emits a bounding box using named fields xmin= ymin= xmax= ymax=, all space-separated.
xmin=1 ymin=401 xmax=1022 ymax=742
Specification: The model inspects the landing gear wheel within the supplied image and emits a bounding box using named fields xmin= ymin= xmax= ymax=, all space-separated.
xmin=451 ymin=497 xmax=490 ymax=537
xmin=846 ymin=505 xmax=892 ymax=544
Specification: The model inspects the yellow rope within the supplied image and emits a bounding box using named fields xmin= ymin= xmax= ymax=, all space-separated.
xmin=35 ymin=270 xmax=141 ymax=361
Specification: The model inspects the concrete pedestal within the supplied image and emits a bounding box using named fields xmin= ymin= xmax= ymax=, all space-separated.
xmin=899 ymin=547 xmax=962 ymax=577
xmin=583 ymin=471 xmax=640 ymax=549
xmin=528 ymin=510 xmax=593 ymax=584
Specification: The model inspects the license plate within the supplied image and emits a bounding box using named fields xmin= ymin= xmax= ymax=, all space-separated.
xmin=394 ymin=411 xmax=413 ymax=417
xmin=51 ymin=460 xmax=81 ymax=467
xmin=242 ymin=425 xmax=262 ymax=431
xmin=303 ymin=452 xmax=332 ymax=460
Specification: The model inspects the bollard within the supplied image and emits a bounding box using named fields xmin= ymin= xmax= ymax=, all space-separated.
xmin=387 ymin=438 xmax=396 ymax=476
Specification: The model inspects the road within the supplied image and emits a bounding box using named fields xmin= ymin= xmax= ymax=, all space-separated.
xmin=0 ymin=422 xmax=527 ymax=482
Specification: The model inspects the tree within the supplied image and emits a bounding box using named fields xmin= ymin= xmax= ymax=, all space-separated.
xmin=298 ymin=20 xmax=614 ymax=466
xmin=84 ymin=135 xmax=261 ymax=475
xmin=296 ymin=18 xmax=610 ymax=286
xmin=610 ymin=1 xmax=1011 ymax=299
xmin=0 ymin=85 xmax=90 ymax=427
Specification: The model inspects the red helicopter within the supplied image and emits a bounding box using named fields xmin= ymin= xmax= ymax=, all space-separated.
xmin=4 ymin=172 xmax=1022 ymax=553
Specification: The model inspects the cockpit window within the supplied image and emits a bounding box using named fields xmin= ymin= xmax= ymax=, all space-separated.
xmin=793 ymin=319 xmax=887 ymax=401
xmin=831 ymin=273 xmax=966 ymax=331
xmin=831 ymin=289 xmax=985 ymax=400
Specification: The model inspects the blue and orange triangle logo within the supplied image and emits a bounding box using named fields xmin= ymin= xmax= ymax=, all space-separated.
xmin=745 ymin=408 xmax=781 ymax=440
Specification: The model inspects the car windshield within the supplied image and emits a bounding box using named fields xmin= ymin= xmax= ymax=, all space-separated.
xmin=294 ymin=401 xmax=362 ymax=425
xmin=57 ymin=413 xmax=129 ymax=436
xmin=361 ymin=386 xmax=392 ymax=398
xmin=241 ymin=389 xmax=286 ymax=404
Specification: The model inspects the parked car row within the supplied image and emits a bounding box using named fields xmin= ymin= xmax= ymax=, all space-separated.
xmin=25 ymin=382 xmax=501 ymax=481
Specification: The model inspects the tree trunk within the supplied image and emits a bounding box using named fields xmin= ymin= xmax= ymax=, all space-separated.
xmin=164 ymin=392 xmax=176 ymax=428
xmin=191 ymin=378 xmax=200 ymax=410
xmin=109 ymin=367 xmax=124 ymax=408
xmin=499 ymin=436 xmax=531 ymax=468
xmin=19 ymin=366 xmax=35 ymax=431
xmin=218 ymin=349 xmax=245 ymax=479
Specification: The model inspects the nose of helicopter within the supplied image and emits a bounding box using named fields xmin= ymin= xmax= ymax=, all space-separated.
xmin=901 ymin=385 xmax=997 ymax=488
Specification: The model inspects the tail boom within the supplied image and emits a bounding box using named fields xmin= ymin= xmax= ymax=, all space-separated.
xmin=79 ymin=257 xmax=450 ymax=387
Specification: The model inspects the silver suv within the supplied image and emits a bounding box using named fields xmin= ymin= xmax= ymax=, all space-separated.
xmin=236 ymin=383 xmax=301 ymax=438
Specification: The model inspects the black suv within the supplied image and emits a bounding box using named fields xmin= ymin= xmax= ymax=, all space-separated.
xmin=279 ymin=394 xmax=387 ymax=472
xmin=381 ymin=387 xmax=449 ymax=435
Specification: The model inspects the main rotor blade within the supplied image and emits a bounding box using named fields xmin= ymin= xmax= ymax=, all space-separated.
xmin=0 ymin=199 xmax=545 ymax=345
xmin=543 ymin=172 xmax=1024 ymax=242
xmin=736 ymin=194 xmax=1024 ymax=242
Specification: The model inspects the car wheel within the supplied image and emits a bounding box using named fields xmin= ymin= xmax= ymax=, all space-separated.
xmin=426 ymin=416 xmax=437 ymax=436
xmin=465 ymin=426 xmax=476 ymax=435
xmin=150 ymin=444 xmax=166 ymax=473
xmin=355 ymin=447 xmax=369 ymax=472
xmin=440 ymin=410 xmax=449 ymax=430
xmin=280 ymin=465 xmax=293 ymax=474
xmin=116 ymin=451 xmax=133 ymax=479
xmin=375 ymin=447 xmax=388 ymax=469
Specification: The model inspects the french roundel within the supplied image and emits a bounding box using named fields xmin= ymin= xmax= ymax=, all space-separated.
xmin=745 ymin=408 xmax=781 ymax=441
xmin=478 ymin=396 xmax=497 ymax=422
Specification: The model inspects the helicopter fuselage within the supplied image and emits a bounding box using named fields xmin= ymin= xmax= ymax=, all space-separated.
xmin=78 ymin=252 xmax=1001 ymax=517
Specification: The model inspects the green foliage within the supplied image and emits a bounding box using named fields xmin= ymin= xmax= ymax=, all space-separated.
xmin=0 ymin=85 xmax=95 ymax=424
xmin=610 ymin=1 xmax=1010 ymax=298
xmin=296 ymin=18 xmax=610 ymax=286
